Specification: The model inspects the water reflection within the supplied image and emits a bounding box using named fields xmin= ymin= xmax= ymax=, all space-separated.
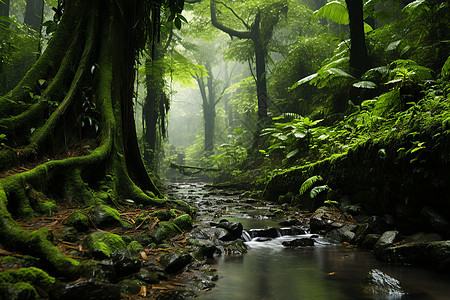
xmin=199 ymin=239 xmax=450 ymax=300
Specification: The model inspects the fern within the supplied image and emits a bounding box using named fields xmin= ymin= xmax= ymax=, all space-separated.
xmin=310 ymin=185 xmax=330 ymax=198
xmin=299 ymin=175 xmax=323 ymax=196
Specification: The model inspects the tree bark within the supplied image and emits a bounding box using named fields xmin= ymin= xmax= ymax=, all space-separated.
xmin=0 ymin=0 xmax=165 ymax=277
xmin=345 ymin=0 xmax=369 ymax=74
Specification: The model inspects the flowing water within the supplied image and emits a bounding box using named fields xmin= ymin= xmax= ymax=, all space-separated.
xmin=167 ymin=181 xmax=450 ymax=300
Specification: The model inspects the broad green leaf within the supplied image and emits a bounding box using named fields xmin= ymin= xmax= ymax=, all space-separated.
xmin=329 ymin=68 xmax=354 ymax=78
xmin=364 ymin=22 xmax=373 ymax=33
xmin=313 ymin=1 xmax=349 ymax=25
xmin=286 ymin=149 xmax=299 ymax=159
xmin=310 ymin=185 xmax=329 ymax=198
xmin=291 ymin=73 xmax=318 ymax=89
xmin=276 ymin=134 xmax=288 ymax=141
xmin=386 ymin=40 xmax=401 ymax=51
xmin=299 ymin=175 xmax=323 ymax=196
xmin=441 ymin=56 xmax=450 ymax=79
xmin=353 ymin=81 xmax=377 ymax=89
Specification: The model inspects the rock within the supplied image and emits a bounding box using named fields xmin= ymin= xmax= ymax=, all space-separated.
xmin=134 ymin=270 xmax=159 ymax=284
xmin=216 ymin=220 xmax=243 ymax=240
xmin=427 ymin=240 xmax=450 ymax=272
xmin=127 ymin=241 xmax=144 ymax=253
xmin=193 ymin=245 xmax=221 ymax=259
xmin=282 ymin=238 xmax=315 ymax=248
xmin=65 ymin=211 xmax=90 ymax=232
xmin=110 ymin=249 xmax=142 ymax=277
xmin=0 ymin=267 xmax=55 ymax=290
xmin=117 ymin=279 xmax=143 ymax=295
xmin=150 ymin=209 xmax=176 ymax=221
xmin=309 ymin=207 xmax=340 ymax=233
xmin=279 ymin=219 xmax=302 ymax=226
xmin=247 ymin=227 xmax=279 ymax=239
xmin=51 ymin=279 xmax=120 ymax=300
xmin=352 ymin=223 xmax=370 ymax=245
xmin=254 ymin=237 xmax=272 ymax=242
xmin=82 ymin=231 xmax=127 ymax=259
xmin=214 ymin=227 xmax=233 ymax=241
xmin=325 ymin=224 xmax=357 ymax=243
xmin=421 ymin=207 xmax=450 ymax=237
xmin=58 ymin=226 xmax=79 ymax=243
xmin=79 ymin=260 xmax=116 ymax=282
xmin=278 ymin=226 xmax=306 ymax=236
xmin=362 ymin=269 xmax=406 ymax=297
xmin=373 ymin=231 xmax=399 ymax=260
xmin=91 ymin=205 xmax=123 ymax=229
xmin=151 ymin=222 xmax=182 ymax=243
xmin=224 ymin=239 xmax=248 ymax=255
xmin=361 ymin=234 xmax=381 ymax=249
xmin=173 ymin=214 xmax=193 ymax=231
xmin=0 ymin=282 xmax=37 ymax=300
xmin=159 ymin=253 xmax=193 ymax=274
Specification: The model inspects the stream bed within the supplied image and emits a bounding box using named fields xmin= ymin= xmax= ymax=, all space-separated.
xmin=166 ymin=180 xmax=450 ymax=300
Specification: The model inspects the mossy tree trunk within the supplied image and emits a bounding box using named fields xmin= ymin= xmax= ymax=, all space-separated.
xmin=0 ymin=0 xmax=166 ymax=277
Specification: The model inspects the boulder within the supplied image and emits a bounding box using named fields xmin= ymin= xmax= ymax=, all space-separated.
xmin=282 ymin=238 xmax=315 ymax=248
xmin=79 ymin=260 xmax=116 ymax=282
xmin=373 ymin=231 xmax=399 ymax=260
xmin=352 ymin=223 xmax=370 ymax=245
xmin=215 ymin=220 xmax=243 ymax=240
xmin=82 ymin=231 xmax=127 ymax=259
xmin=224 ymin=239 xmax=248 ymax=255
xmin=150 ymin=209 xmax=176 ymax=221
xmin=361 ymin=234 xmax=381 ymax=249
xmin=117 ymin=279 xmax=143 ymax=295
xmin=362 ymin=269 xmax=405 ymax=297
xmin=0 ymin=282 xmax=37 ymax=300
xmin=159 ymin=253 xmax=193 ymax=274
xmin=247 ymin=227 xmax=279 ymax=239
xmin=325 ymin=224 xmax=357 ymax=243
xmin=65 ymin=211 xmax=90 ymax=232
xmin=51 ymin=279 xmax=120 ymax=300
xmin=421 ymin=207 xmax=450 ymax=237
xmin=127 ymin=241 xmax=144 ymax=253
xmin=151 ymin=222 xmax=182 ymax=243
xmin=91 ymin=205 xmax=126 ymax=229
xmin=173 ymin=214 xmax=194 ymax=231
xmin=110 ymin=249 xmax=142 ymax=277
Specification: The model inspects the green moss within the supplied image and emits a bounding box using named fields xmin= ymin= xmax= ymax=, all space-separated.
xmin=151 ymin=222 xmax=182 ymax=243
xmin=127 ymin=241 xmax=144 ymax=253
xmin=91 ymin=204 xmax=131 ymax=229
xmin=82 ymin=231 xmax=127 ymax=258
xmin=172 ymin=214 xmax=193 ymax=231
xmin=150 ymin=209 xmax=176 ymax=221
xmin=65 ymin=210 xmax=90 ymax=232
xmin=0 ymin=282 xmax=38 ymax=300
xmin=35 ymin=201 xmax=58 ymax=217
xmin=0 ymin=267 xmax=55 ymax=289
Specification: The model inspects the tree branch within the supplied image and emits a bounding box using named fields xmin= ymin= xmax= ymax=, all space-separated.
xmin=210 ymin=0 xmax=251 ymax=40
xmin=215 ymin=0 xmax=250 ymax=30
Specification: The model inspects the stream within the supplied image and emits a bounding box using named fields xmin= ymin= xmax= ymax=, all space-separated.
xmin=166 ymin=180 xmax=450 ymax=300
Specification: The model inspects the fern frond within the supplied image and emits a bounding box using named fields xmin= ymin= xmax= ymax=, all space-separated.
xmin=299 ymin=175 xmax=323 ymax=196
xmin=310 ymin=185 xmax=329 ymax=198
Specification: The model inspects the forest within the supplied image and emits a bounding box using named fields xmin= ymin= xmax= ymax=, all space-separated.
xmin=0 ymin=0 xmax=449 ymax=299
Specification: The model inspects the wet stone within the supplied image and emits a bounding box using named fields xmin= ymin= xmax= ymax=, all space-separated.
xmin=362 ymin=269 xmax=406 ymax=297
xmin=65 ymin=211 xmax=90 ymax=232
xmin=282 ymin=238 xmax=315 ymax=248
xmin=247 ymin=227 xmax=279 ymax=239
xmin=51 ymin=279 xmax=120 ymax=300
xmin=159 ymin=253 xmax=193 ymax=274
xmin=110 ymin=249 xmax=142 ymax=277
xmin=361 ymin=234 xmax=381 ymax=249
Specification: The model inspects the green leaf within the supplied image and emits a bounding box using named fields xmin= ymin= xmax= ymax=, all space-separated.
xmin=291 ymin=73 xmax=318 ymax=89
xmin=310 ymin=185 xmax=329 ymax=199
xmin=276 ymin=134 xmax=288 ymax=141
xmin=353 ymin=81 xmax=377 ymax=89
xmin=328 ymin=68 xmax=354 ymax=78
xmin=299 ymin=175 xmax=323 ymax=196
xmin=38 ymin=79 xmax=46 ymax=86
xmin=313 ymin=1 xmax=349 ymax=25
xmin=364 ymin=22 xmax=373 ymax=33
xmin=286 ymin=149 xmax=299 ymax=159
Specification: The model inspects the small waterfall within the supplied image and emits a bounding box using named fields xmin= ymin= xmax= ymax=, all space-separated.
xmin=241 ymin=230 xmax=251 ymax=242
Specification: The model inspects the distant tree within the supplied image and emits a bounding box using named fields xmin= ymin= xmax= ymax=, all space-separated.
xmin=24 ymin=0 xmax=43 ymax=31
xmin=210 ymin=0 xmax=287 ymax=128
xmin=345 ymin=0 xmax=368 ymax=74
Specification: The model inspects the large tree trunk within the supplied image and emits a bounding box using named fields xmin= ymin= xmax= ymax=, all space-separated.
xmin=345 ymin=0 xmax=369 ymax=74
xmin=0 ymin=0 xmax=163 ymax=277
xmin=252 ymin=12 xmax=268 ymax=126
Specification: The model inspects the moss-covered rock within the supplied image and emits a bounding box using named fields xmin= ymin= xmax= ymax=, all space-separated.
xmin=149 ymin=209 xmax=176 ymax=221
xmin=0 ymin=282 xmax=37 ymax=300
xmin=82 ymin=231 xmax=127 ymax=259
xmin=34 ymin=201 xmax=58 ymax=217
xmin=117 ymin=279 xmax=143 ymax=295
xmin=90 ymin=204 xmax=132 ymax=229
xmin=170 ymin=200 xmax=196 ymax=216
xmin=65 ymin=211 xmax=90 ymax=232
xmin=0 ymin=267 xmax=55 ymax=290
xmin=151 ymin=222 xmax=182 ymax=243
xmin=127 ymin=241 xmax=144 ymax=253
xmin=173 ymin=214 xmax=193 ymax=231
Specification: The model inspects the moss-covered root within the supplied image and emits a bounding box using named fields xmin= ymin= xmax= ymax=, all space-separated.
xmin=0 ymin=189 xmax=79 ymax=278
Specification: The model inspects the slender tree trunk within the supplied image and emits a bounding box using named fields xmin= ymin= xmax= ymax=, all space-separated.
xmin=0 ymin=0 xmax=9 ymax=94
xmin=345 ymin=0 xmax=369 ymax=74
